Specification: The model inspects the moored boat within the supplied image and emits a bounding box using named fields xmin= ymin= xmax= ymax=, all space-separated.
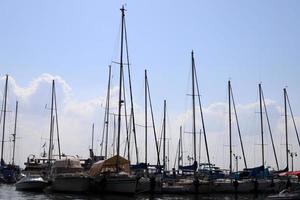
xmin=89 ymin=155 xmax=137 ymax=194
xmin=50 ymin=157 xmax=90 ymax=193
xmin=15 ymin=174 xmax=48 ymax=191
xmin=267 ymin=189 xmax=300 ymax=199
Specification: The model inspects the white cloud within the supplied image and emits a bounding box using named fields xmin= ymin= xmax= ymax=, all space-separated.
xmin=1 ymin=74 xmax=300 ymax=172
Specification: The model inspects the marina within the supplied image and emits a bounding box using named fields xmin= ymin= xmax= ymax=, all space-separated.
xmin=1 ymin=1 xmax=300 ymax=199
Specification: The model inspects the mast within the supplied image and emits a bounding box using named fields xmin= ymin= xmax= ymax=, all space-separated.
xmin=191 ymin=51 xmax=197 ymax=168
xmin=228 ymin=80 xmax=232 ymax=173
xmin=53 ymin=81 xmax=61 ymax=159
xmin=177 ymin=137 xmax=180 ymax=169
xmin=145 ymin=70 xmax=148 ymax=165
xmin=259 ymin=83 xmax=264 ymax=167
xmin=194 ymin=54 xmax=211 ymax=167
xmin=113 ymin=114 xmax=116 ymax=156
xmin=91 ymin=123 xmax=94 ymax=151
xmin=180 ymin=126 xmax=183 ymax=166
xmin=163 ymin=100 xmax=166 ymax=171
xmin=116 ymin=6 xmax=125 ymax=172
xmin=1 ymin=75 xmax=8 ymax=165
xmin=123 ymin=7 xmax=139 ymax=163
xmin=12 ymin=101 xmax=18 ymax=165
xmin=199 ymin=129 xmax=201 ymax=165
xmin=48 ymin=80 xmax=55 ymax=167
xmin=284 ymin=88 xmax=289 ymax=170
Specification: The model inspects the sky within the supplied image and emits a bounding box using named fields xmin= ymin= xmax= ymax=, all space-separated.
xmin=0 ymin=0 xmax=300 ymax=171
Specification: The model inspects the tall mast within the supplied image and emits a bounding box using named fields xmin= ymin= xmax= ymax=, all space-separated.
xmin=191 ymin=51 xmax=197 ymax=168
xmin=199 ymin=129 xmax=201 ymax=164
xmin=113 ymin=114 xmax=116 ymax=156
xmin=284 ymin=88 xmax=289 ymax=170
xmin=259 ymin=83 xmax=264 ymax=167
xmin=194 ymin=54 xmax=211 ymax=167
xmin=91 ymin=123 xmax=94 ymax=151
xmin=1 ymin=75 xmax=8 ymax=165
xmin=228 ymin=80 xmax=232 ymax=174
xmin=116 ymin=6 xmax=125 ymax=172
xmin=145 ymin=70 xmax=148 ymax=165
xmin=180 ymin=126 xmax=183 ymax=166
xmin=53 ymin=81 xmax=61 ymax=159
xmin=12 ymin=101 xmax=18 ymax=165
xmin=177 ymin=137 xmax=181 ymax=169
xmin=48 ymin=80 xmax=55 ymax=167
xmin=163 ymin=100 xmax=166 ymax=171
xmin=123 ymin=7 xmax=139 ymax=163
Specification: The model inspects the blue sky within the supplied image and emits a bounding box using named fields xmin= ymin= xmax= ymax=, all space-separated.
xmin=1 ymin=0 xmax=300 ymax=109
xmin=1 ymin=0 xmax=300 ymax=169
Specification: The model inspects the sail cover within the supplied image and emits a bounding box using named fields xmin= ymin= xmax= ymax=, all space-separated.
xmin=89 ymin=155 xmax=130 ymax=176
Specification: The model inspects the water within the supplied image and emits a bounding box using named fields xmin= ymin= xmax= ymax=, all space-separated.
xmin=0 ymin=184 xmax=270 ymax=200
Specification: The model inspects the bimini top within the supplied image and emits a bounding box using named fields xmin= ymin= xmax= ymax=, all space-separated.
xmin=89 ymin=155 xmax=130 ymax=176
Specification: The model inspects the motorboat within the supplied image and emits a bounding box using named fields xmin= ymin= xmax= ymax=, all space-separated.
xmin=267 ymin=189 xmax=300 ymax=199
xmin=50 ymin=157 xmax=90 ymax=193
xmin=15 ymin=174 xmax=48 ymax=191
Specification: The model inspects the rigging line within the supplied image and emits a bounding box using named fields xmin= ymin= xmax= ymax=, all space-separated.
xmin=191 ymin=52 xmax=197 ymax=166
xmin=145 ymin=70 xmax=147 ymax=165
xmin=158 ymin=114 xmax=164 ymax=158
xmin=228 ymin=80 xmax=232 ymax=173
xmin=147 ymin=74 xmax=161 ymax=166
xmin=124 ymin=16 xmax=139 ymax=163
xmin=47 ymin=80 xmax=55 ymax=169
xmin=100 ymin=85 xmax=108 ymax=156
xmin=0 ymin=75 xmax=8 ymax=164
xmin=128 ymin=114 xmax=133 ymax=161
xmin=180 ymin=126 xmax=184 ymax=166
xmin=124 ymin=112 xmax=133 ymax=159
xmin=116 ymin=6 xmax=125 ymax=172
xmin=53 ymin=81 xmax=61 ymax=159
xmin=193 ymin=56 xmax=211 ymax=166
xmin=259 ymin=84 xmax=265 ymax=167
xmin=286 ymin=91 xmax=300 ymax=149
xmin=261 ymin=88 xmax=279 ymax=170
xmin=230 ymin=83 xmax=248 ymax=169
xmin=104 ymin=65 xmax=111 ymax=159
xmin=173 ymin=138 xmax=180 ymax=169
xmin=0 ymin=86 xmax=5 ymax=127
xmin=121 ymin=63 xmax=131 ymax=161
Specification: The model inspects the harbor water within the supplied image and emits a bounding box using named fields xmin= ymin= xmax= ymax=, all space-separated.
xmin=0 ymin=184 xmax=270 ymax=200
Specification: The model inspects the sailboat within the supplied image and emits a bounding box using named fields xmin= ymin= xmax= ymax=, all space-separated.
xmin=89 ymin=5 xmax=137 ymax=194
xmin=43 ymin=80 xmax=91 ymax=193
xmin=162 ymin=51 xmax=214 ymax=194
xmin=134 ymin=69 xmax=165 ymax=194
xmin=0 ymin=75 xmax=21 ymax=183
xmin=16 ymin=80 xmax=62 ymax=191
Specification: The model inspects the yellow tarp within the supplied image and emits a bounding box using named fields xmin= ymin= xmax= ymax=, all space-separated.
xmin=88 ymin=155 xmax=130 ymax=176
